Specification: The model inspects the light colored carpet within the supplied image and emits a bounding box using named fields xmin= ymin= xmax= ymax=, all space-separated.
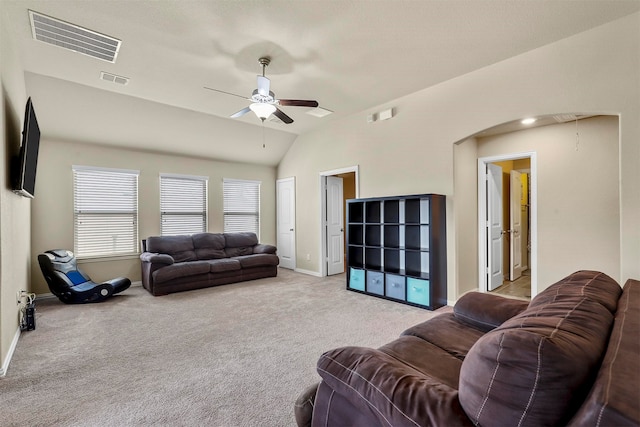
xmin=1 ymin=268 xmax=440 ymax=426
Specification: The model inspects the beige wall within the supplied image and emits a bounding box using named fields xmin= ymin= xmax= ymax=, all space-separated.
xmin=454 ymin=116 xmax=619 ymax=294
xmin=278 ymin=13 xmax=640 ymax=300
xmin=0 ymin=18 xmax=31 ymax=374
xmin=30 ymin=139 xmax=277 ymax=295
xmin=453 ymin=138 xmax=478 ymax=296
xmin=478 ymin=116 xmax=620 ymax=286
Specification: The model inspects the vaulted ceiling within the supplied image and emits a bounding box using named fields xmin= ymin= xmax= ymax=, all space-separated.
xmin=2 ymin=0 xmax=639 ymax=165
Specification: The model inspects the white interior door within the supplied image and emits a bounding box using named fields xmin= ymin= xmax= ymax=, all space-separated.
xmin=510 ymin=170 xmax=523 ymax=281
xmin=487 ymin=163 xmax=504 ymax=290
xmin=326 ymin=176 xmax=344 ymax=275
xmin=276 ymin=178 xmax=295 ymax=270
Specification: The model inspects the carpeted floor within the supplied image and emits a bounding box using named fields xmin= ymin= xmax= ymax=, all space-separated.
xmin=1 ymin=268 xmax=440 ymax=426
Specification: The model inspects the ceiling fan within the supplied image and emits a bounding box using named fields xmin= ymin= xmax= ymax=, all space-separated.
xmin=204 ymin=57 xmax=318 ymax=124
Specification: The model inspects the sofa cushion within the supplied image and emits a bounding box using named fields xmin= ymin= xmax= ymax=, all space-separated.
xmin=152 ymin=260 xmax=211 ymax=284
xmin=236 ymin=254 xmax=280 ymax=268
xmin=317 ymin=346 xmax=473 ymax=427
xmin=568 ymin=279 xmax=640 ymax=426
xmin=458 ymin=271 xmax=622 ymax=427
xmin=402 ymin=312 xmax=486 ymax=360
xmin=378 ymin=335 xmax=463 ymax=389
xmin=225 ymin=246 xmax=254 ymax=257
xmin=454 ymin=291 xmax=529 ymax=332
xmin=224 ymin=232 xmax=258 ymax=248
xmin=528 ymin=270 xmax=620 ymax=313
xmin=253 ymin=244 xmax=277 ymax=254
xmin=146 ymin=235 xmax=196 ymax=263
xmin=207 ymin=258 xmax=241 ymax=273
xmin=192 ymin=233 xmax=226 ymax=260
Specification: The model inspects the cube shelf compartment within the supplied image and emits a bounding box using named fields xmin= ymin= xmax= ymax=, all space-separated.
xmin=346 ymin=194 xmax=446 ymax=310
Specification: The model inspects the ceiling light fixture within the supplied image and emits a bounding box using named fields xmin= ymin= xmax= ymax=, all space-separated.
xmin=249 ymin=103 xmax=276 ymax=120
xmin=521 ymin=117 xmax=537 ymax=125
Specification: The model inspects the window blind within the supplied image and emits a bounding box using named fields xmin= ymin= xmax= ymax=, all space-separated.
xmin=223 ymin=178 xmax=260 ymax=236
xmin=160 ymin=174 xmax=208 ymax=236
xmin=73 ymin=166 xmax=139 ymax=258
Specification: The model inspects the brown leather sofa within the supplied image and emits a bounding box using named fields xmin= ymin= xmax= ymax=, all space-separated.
xmin=140 ymin=232 xmax=278 ymax=296
xmin=295 ymin=270 xmax=639 ymax=426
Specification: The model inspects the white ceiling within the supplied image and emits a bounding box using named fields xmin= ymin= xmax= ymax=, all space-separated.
xmin=2 ymin=0 xmax=639 ymax=166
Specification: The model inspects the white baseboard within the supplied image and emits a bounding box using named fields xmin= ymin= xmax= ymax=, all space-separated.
xmin=36 ymin=292 xmax=55 ymax=300
xmin=0 ymin=328 xmax=21 ymax=378
xmin=294 ymin=268 xmax=322 ymax=277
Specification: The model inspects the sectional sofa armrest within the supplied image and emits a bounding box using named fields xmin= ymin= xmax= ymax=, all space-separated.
xmin=453 ymin=291 xmax=529 ymax=332
xmin=253 ymin=244 xmax=277 ymax=254
xmin=317 ymin=347 xmax=473 ymax=427
xmin=140 ymin=252 xmax=175 ymax=265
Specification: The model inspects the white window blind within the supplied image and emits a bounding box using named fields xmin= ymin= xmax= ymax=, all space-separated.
xmin=73 ymin=166 xmax=139 ymax=258
xmin=223 ymin=178 xmax=260 ymax=236
xmin=160 ymin=174 xmax=208 ymax=236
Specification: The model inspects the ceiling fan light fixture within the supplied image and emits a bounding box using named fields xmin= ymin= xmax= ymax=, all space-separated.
xmin=249 ymin=102 xmax=276 ymax=119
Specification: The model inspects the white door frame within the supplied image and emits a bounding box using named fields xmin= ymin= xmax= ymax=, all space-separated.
xmin=319 ymin=166 xmax=359 ymax=277
xmin=478 ymin=152 xmax=537 ymax=297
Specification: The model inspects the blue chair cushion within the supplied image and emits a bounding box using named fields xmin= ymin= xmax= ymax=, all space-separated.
xmin=66 ymin=271 xmax=88 ymax=285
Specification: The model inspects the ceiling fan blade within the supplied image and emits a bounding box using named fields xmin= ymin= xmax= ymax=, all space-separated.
xmin=257 ymin=76 xmax=271 ymax=97
xmin=273 ymin=107 xmax=294 ymax=124
xmin=203 ymin=86 xmax=249 ymax=101
xmin=230 ymin=106 xmax=252 ymax=118
xmin=278 ymin=99 xmax=319 ymax=108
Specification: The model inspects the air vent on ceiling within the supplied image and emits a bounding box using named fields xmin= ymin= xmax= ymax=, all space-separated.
xmin=100 ymin=71 xmax=129 ymax=85
xmin=306 ymin=107 xmax=333 ymax=118
xmin=553 ymin=114 xmax=578 ymax=123
xmin=29 ymin=10 xmax=121 ymax=63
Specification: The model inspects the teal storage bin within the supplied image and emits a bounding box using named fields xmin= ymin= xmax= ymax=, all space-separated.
xmin=406 ymin=278 xmax=430 ymax=306
xmin=349 ymin=268 xmax=365 ymax=291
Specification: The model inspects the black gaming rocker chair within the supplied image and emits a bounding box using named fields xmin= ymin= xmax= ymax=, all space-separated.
xmin=38 ymin=249 xmax=131 ymax=304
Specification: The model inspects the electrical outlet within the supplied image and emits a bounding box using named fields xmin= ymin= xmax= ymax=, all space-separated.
xmin=16 ymin=290 xmax=28 ymax=305
xmin=306 ymin=253 xmax=310 ymax=261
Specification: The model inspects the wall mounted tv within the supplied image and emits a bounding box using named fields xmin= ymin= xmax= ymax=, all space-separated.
xmin=13 ymin=97 xmax=40 ymax=198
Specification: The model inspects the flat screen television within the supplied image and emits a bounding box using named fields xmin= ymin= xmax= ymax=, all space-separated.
xmin=13 ymin=97 xmax=40 ymax=198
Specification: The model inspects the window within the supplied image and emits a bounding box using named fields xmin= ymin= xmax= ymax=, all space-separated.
xmin=160 ymin=174 xmax=208 ymax=236
xmin=223 ymin=178 xmax=260 ymax=236
xmin=73 ymin=166 xmax=139 ymax=258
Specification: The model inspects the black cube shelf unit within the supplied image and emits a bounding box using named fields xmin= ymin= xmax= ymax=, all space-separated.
xmin=346 ymin=194 xmax=447 ymax=310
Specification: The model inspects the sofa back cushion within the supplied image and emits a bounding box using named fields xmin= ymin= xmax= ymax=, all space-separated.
xmin=224 ymin=232 xmax=258 ymax=257
xmin=568 ymin=279 xmax=640 ymax=426
xmin=458 ymin=271 xmax=621 ymax=427
xmin=146 ymin=235 xmax=196 ymax=263
xmin=192 ymin=233 xmax=226 ymax=260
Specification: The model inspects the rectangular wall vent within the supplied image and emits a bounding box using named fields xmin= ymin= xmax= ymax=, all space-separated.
xmin=553 ymin=114 xmax=578 ymax=123
xmin=29 ymin=10 xmax=121 ymax=63
xmin=306 ymin=107 xmax=333 ymax=118
xmin=100 ymin=72 xmax=129 ymax=85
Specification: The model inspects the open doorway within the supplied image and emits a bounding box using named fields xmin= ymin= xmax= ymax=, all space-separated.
xmin=319 ymin=166 xmax=359 ymax=277
xmin=478 ymin=153 xmax=537 ymax=299
xmin=485 ymin=159 xmax=532 ymax=298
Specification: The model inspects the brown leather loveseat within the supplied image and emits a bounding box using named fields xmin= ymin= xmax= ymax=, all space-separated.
xmin=140 ymin=232 xmax=278 ymax=296
xmin=295 ymin=270 xmax=639 ymax=426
